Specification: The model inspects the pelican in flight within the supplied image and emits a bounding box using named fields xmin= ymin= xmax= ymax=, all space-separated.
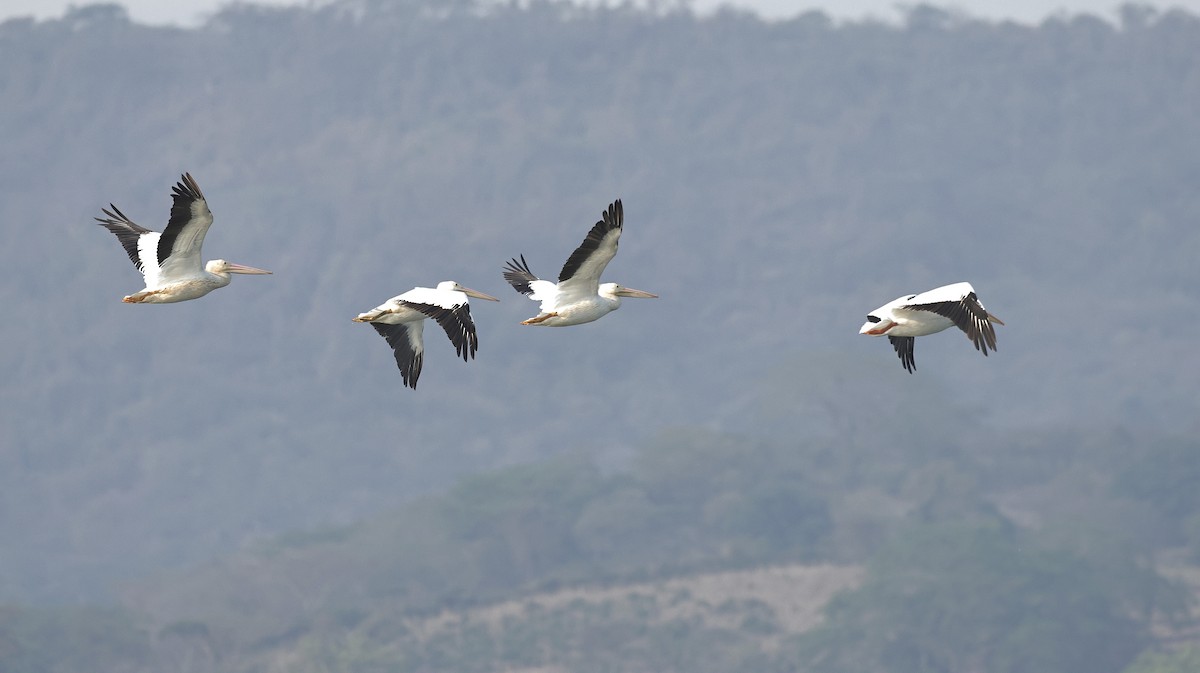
xmin=94 ymin=173 xmax=271 ymax=303
xmin=859 ymin=282 xmax=1004 ymax=373
xmin=502 ymin=199 xmax=656 ymax=326
xmin=353 ymin=282 xmax=499 ymax=389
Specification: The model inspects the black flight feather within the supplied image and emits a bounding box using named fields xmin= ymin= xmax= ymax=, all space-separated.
xmin=889 ymin=335 xmax=916 ymax=373
xmin=502 ymin=255 xmax=539 ymax=295
xmin=372 ymin=322 xmax=423 ymax=389
xmin=913 ymin=292 xmax=998 ymax=354
xmin=94 ymin=204 xmax=153 ymax=273
xmin=558 ymin=198 xmax=622 ymax=283
xmin=402 ymin=301 xmax=479 ymax=361
xmin=157 ymin=173 xmax=207 ymax=267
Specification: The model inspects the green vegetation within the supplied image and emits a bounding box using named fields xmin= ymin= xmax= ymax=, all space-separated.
xmin=793 ymin=522 xmax=1148 ymax=673
xmin=111 ymin=416 xmax=1198 ymax=672
xmin=2 ymin=1 xmax=1200 ymax=671
xmin=2 ymin=423 xmax=1199 ymax=671
xmin=4 ymin=0 xmax=1200 ymax=606
xmin=1113 ymin=437 xmax=1200 ymax=552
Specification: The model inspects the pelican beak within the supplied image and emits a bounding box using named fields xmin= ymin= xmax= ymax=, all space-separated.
xmin=860 ymin=320 xmax=895 ymax=336
xmin=227 ymin=262 xmax=272 ymax=275
xmin=616 ymin=287 xmax=658 ymax=299
xmin=461 ymin=286 xmax=500 ymax=302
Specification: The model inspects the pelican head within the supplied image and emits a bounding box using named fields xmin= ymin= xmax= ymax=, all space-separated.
xmin=437 ymin=280 xmax=500 ymax=302
xmin=859 ymin=312 xmax=898 ymax=336
xmin=860 ymin=294 xmax=910 ymax=336
xmin=602 ymin=283 xmax=658 ymax=299
xmin=206 ymin=259 xmax=273 ymax=277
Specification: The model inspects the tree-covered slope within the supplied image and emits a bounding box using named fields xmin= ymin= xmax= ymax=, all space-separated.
xmin=1 ymin=0 xmax=1199 ymax=605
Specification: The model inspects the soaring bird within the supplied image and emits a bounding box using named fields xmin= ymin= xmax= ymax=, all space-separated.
xmin=502 ymin=199 xmax=656 ymax=326
xmin=94 ymin=173 xmax=271 ymax=303
xmin=859 ymin=282 xmax=1004 ymax=373
xmin=353 ymin=281 xmax=499 ymax=388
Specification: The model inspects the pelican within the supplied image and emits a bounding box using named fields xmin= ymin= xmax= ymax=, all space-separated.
xmin=859 ymin=282 xmax=1004 ymax=373
xmin=94 ymin=173 xmax=271 ymax=303
xmin=353 ymin=281 xmax=499 ymax=389
xmin=502 ymin=199 xmax=656 ymax=326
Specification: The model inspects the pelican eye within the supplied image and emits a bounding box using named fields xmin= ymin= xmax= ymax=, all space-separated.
xmin=866 ymin=315 xmax=881 ymax=323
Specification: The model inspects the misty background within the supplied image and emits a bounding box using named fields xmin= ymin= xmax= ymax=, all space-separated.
xmin=1 ymin=1 xmax=1199 ymax=672
xmin=10 ymin=0 xmax=1200 ymax=25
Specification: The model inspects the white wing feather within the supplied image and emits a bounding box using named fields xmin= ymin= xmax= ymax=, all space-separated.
xmin=396 ymin=286 xmax=465 ymax=310
xmin=528 ymin=280 xmax=561 ymax=313
xmin=904 ymin=282 xmax=974 ymax=307
xmin=136 ymin=231 xmax=163 ymax=288
xmin=555 ymin=226 xmax=621 ymax=306
xmin=155 ymin=198 xmax=214 ymax=284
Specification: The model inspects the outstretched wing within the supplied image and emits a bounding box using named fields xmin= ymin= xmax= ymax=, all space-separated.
xmin=889 ymin=335 xmax=916 ymax=373
xmin=556 ymin=199 xmax=623 ymax=303
xmin=371 ymin=321 xmax=425 ymax=389
xmin=156 ymin=173 xmax=214 ymax=283
xmin=402 ymin=301 xmax=479 ymax=361
xmin=502 ymin=255 xmax=561 ymax=313
xmin=907 ymin=283 xmax=1000 ymax=355
xmin=503 ymin=255 xmax=540 ymax=296
xmin=94 ymin=204 xmax=160 ymax=284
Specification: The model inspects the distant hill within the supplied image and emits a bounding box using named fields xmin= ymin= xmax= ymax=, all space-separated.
xmin=238 ymin=563 xmax=865 ymax=673
xmin=2 ymin=0 xmax=1199 ymax=606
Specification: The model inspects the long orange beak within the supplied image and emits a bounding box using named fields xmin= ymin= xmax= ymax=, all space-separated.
xmin=461 ymin=286 xmax=500 ymax=302
xmin=227 ymin=262 xmax=272 ymax=275
xmin=616 ymin=287 xmax=658 ymax=298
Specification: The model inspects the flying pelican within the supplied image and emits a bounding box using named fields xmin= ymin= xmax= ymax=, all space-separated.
xmin=859 ymin=282 xmax=1004 ymax=373
xmin=502 ymin=199 xmax=657 ymax=326
xmin=94 ymin=173 xmax=271 ymax=303
xmin=353 ymin=282 xmax=499 ymax=389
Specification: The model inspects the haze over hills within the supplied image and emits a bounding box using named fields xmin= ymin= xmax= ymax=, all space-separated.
xmin=1 ymin=0 xmax=1198 ymax=620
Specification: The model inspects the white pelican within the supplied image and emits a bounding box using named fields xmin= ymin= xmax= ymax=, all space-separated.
xmin=502 ymin=199 xmax=657 ymax=326
xmin=859 ymin=282 xmax=1004 ymax=373
xmin=353 ymin=282 xmax=499 ymax=389
xmin=94 ymin=173 xmax=271 ymax=303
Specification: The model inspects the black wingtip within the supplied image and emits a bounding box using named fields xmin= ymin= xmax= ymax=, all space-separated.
xmin=370 ymin=322 xmax=422 ymax=389
xmin=606 ymin=198 xmax=623 ymax=230
xmin=94 ymin=203 xmax=152 ymax=272
xmin=889 ymin=335 xmax=916 ymax=374
xmin=172 ymin=172 xmax=206 ymax=202
xmin=159 ymin=173 xmax=210 ymax=267
xmin=502 ymin=254 xmax=537 ymax=295
xmin=558 ymin=199 xmax=625 ymax=283
xmin=403 ymin=301 xmax=480 ymax=365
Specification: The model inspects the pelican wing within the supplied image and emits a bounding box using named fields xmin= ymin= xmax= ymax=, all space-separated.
xmin=889 ymin=335 xmax=916 ymax=373
xmin=155 ymin=173 xmax=214 ymax=283
xmin=372 ymin=321 xmax=425 ymax=389
xmin=402 ymin=301 xmax=479 ymax=361
xmin=503 ymin=255 xmax=539 ymax=296
xmin=905 ymin=283 xmax=1000 ymax=354
xmin=555 ymin=199 xmax=623 ymax=303
xmin=94 ymin=204 xmax=160 ymax=283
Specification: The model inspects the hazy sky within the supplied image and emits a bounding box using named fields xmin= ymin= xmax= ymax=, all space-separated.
xmin=2 ymin=0 xmax=1199 ymax=25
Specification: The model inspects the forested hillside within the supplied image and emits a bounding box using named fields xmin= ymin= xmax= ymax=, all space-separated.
xmin=2 ymin=2 xmax=1199 ymax=670
xmin=5 ymin=425 xmax=1200 ymax=672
